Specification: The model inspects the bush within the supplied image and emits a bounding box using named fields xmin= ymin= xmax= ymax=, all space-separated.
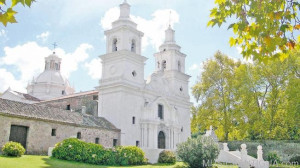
xmin=52 ymin=138 xmax=146 ymax=166
xmin=115 ymin=146 xmax=146 ymax=165
xmin=290 ymin=155 xmax=300 ymax=163
xmin=177 ymin=136 xmax=219 ymax=168
xmin=2 ymin=141 xmax=25 ymax=157
xmin=267 ymin=151 xmax=281 ymax=163
xmin=158 ymin=150 xmax=176 ymax=164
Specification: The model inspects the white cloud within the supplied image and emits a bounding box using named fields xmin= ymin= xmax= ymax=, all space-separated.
xmin=189 ymin=64 xmax=199 ymax=71
xmin=0 ymin=42 xmax=93 ymax=92
xmin=0 ymin=29 xmax=8 ymax=42
xmin=56 ymin=43 xmax=93 ymax=77
xmin=236 ymin=46 xmax=242 ymax=54
xmin=84 ymin=58 xmax=102 ymax=79
xmin=36 ymin=31 xmax=50 ymax=42
xmin=100 ymin=7 xmax=180 ymax=51
xmin=189 ymin=63 xmax=204 ymax=73
xmin=0 ymin=69 xmax=25 ymax=92
xmin=0 ymin=29 xmax=6 ymax=37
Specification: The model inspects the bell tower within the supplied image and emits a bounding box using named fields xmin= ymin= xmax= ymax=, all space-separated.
xmin=100 ymin=0 xmax=147 ymax=87
xmin=154 ymin=25 xmax=190 ymax=97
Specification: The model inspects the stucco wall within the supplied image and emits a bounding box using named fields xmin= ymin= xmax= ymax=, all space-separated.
xmin=0 ymin=115 xmax=120 ymax=155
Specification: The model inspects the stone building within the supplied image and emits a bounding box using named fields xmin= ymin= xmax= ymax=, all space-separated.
xmin=0 ymin=98 xmax=120 ymax=155
xmin=38 ymin=90 xmax=99 ymax=116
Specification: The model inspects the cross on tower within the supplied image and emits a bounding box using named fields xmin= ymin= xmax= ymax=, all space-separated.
xmin=52 ymin=42 xmax=57 ymax=54
xmin=168 ymin=10 xmax=172 ymax=27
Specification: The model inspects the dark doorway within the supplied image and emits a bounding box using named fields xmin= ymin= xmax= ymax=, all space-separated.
xmin=158 ymin=131 xmax=165 ymax=149
xmin=9 ymin=125 xmax=29 ymax=149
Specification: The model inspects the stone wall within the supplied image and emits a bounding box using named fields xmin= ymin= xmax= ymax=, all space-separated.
xmin=0 ymin=115 xmax=120 ymax=155
xmin=38 ymin=91 xmax=98 ymax=116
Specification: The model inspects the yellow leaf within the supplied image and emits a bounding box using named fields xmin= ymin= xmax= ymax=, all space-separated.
xmin=229 ymin=37 xmax=236 ymax=47
xmin=294 ymin=25 xmax=300 ymax=30
xmin=279 ymin=53 xmax=288 ymax=62
xmin=215 ymin=0 xmax=226 ymax=4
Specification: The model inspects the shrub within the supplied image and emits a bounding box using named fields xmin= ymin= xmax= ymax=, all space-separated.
xmin=158 ymin=150 xmax=176 ymax=164
xmin=266 ymin=151 xmax=281 ymax=163
xmin=115 ymin=146 xmax=146 ymax=165
xmin=290 ymin=155 xmax=300 ymax=163
xmin=2 ymin=141 xmax=25 ymax=157
xmin=177 ymin=136 xmax=219 ymax=168
xmin=52 ymin=138 xmax=146 ymax=166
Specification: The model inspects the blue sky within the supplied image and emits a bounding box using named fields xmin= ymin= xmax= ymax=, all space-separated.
xmin=0 ymin=0 xmax=242 ymax=102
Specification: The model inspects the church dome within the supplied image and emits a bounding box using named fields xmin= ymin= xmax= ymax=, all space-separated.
xmin=35 ymin=70 xmax=70 ymax=87
xmin=26 ymin=52 xmax=75 ymax=100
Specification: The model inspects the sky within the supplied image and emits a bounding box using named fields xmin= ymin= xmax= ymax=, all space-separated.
xmin=0 ymin=0 xmax=243 ymax=103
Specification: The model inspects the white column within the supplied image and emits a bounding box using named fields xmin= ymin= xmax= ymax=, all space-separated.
xmin=257 ymin=145 xmax=264 ymax=161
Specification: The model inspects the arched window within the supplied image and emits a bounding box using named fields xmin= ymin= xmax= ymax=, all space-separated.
xmin=158 ymin=131 xmax=165 ymax=149
xmin=162 ymin=60 xmax=167 ymax=70
xmin=131 ymin=39 xmax=136 ymax=52
xmin=112 ymin=38 xmax=118 ymax=52
xmin=55 ymin=63 xmax=59 ymax=70
xmin=157 ymin=61 xmax=160 ymax=69
xmin=178 ymin=61 xmax=181 ymax=72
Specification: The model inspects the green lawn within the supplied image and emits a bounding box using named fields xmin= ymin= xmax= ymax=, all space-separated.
xmin=1 ymin=155 xmax=300 ymax=168
xmin=0 ymin=155 xmax=240 ymax=168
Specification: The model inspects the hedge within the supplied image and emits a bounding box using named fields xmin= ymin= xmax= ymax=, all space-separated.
xmin=52 ymin=138 xmax=147 ymax=166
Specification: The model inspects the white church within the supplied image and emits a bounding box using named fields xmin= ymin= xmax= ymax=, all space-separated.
xmin=0 ymin=0 xmax=191 ymax=163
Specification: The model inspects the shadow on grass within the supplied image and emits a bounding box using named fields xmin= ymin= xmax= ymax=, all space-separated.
xmin=41 ymin=157 xmax=188 ymax=168
xmin=41 ymin=157 xmax=110 ymax=168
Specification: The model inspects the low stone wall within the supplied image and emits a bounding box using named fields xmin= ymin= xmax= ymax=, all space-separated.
xmin=0 ymin=115 xmax=120 ymax=155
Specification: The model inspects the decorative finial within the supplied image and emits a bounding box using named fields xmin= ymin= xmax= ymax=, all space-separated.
xmin=124 ymin=0 xmax=127 ymax=3
xmin=168 ymin=10 xmax=172 ymax=28
xmin=52 ymin=42 xmax=57 ymax=54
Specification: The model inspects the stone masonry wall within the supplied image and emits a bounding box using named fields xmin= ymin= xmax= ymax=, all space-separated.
xmin=38 ymin=92 xmax=98 ymax=116
xmin=0 ymin=115 xmax=120 ymax=155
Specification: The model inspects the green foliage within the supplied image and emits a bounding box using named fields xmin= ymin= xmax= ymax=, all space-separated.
xmin=226 ymin=140 xmax=300 ymax=162
xmin=208 ymin=0 xmax=300 ymax=62
xmin=192 ymin=51 xmax=300 ymax=141
xmin=0 ymin=0 xmax=35 ymax=26
xmin=158 ymin=150 xmax=176 ymax=164
xmin=115 ymin=146 xmax=146 ymax=166
xmin=267 ymin=151 xmax=281 ymax=163
xmin=290 ymin=155 xmax=300 ymax=163
xmin=52 ymin=138 xmax=146 ymax=166
xmin=177 ymin=136 xmax=219 ymax=168
xmin=2 ymin=141 xmax=25 ymax=157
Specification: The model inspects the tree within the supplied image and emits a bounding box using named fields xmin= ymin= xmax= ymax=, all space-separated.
xmin=208 ymin=0 xmax=300 ymax=62
xmin=192 ymin=51 xmax=240 ymax=141
xmin=192 ymin=51 xmax=300 ymax=141
xmin=0 ymin=0 xmax=35 ymax=26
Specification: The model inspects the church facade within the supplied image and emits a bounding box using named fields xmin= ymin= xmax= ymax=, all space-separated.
xmin=0 ymin=0 xmax=191 ymax=163
xmin=97 ymin=1 xmax=191 ymax=162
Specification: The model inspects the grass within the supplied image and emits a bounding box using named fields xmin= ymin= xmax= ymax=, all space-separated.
xmin=0 ymin=155 xmax=183 ymax=168
xmin=4 ymin=155 xmax=299 ymax=168
xmin=0 ymin=155 xmax=242 ymax=168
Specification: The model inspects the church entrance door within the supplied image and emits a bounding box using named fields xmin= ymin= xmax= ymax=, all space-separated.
xmin=158 ymin=131 xmax=165 ymax=149
xmin=9 ymin=125 xmax=28 ymax=149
